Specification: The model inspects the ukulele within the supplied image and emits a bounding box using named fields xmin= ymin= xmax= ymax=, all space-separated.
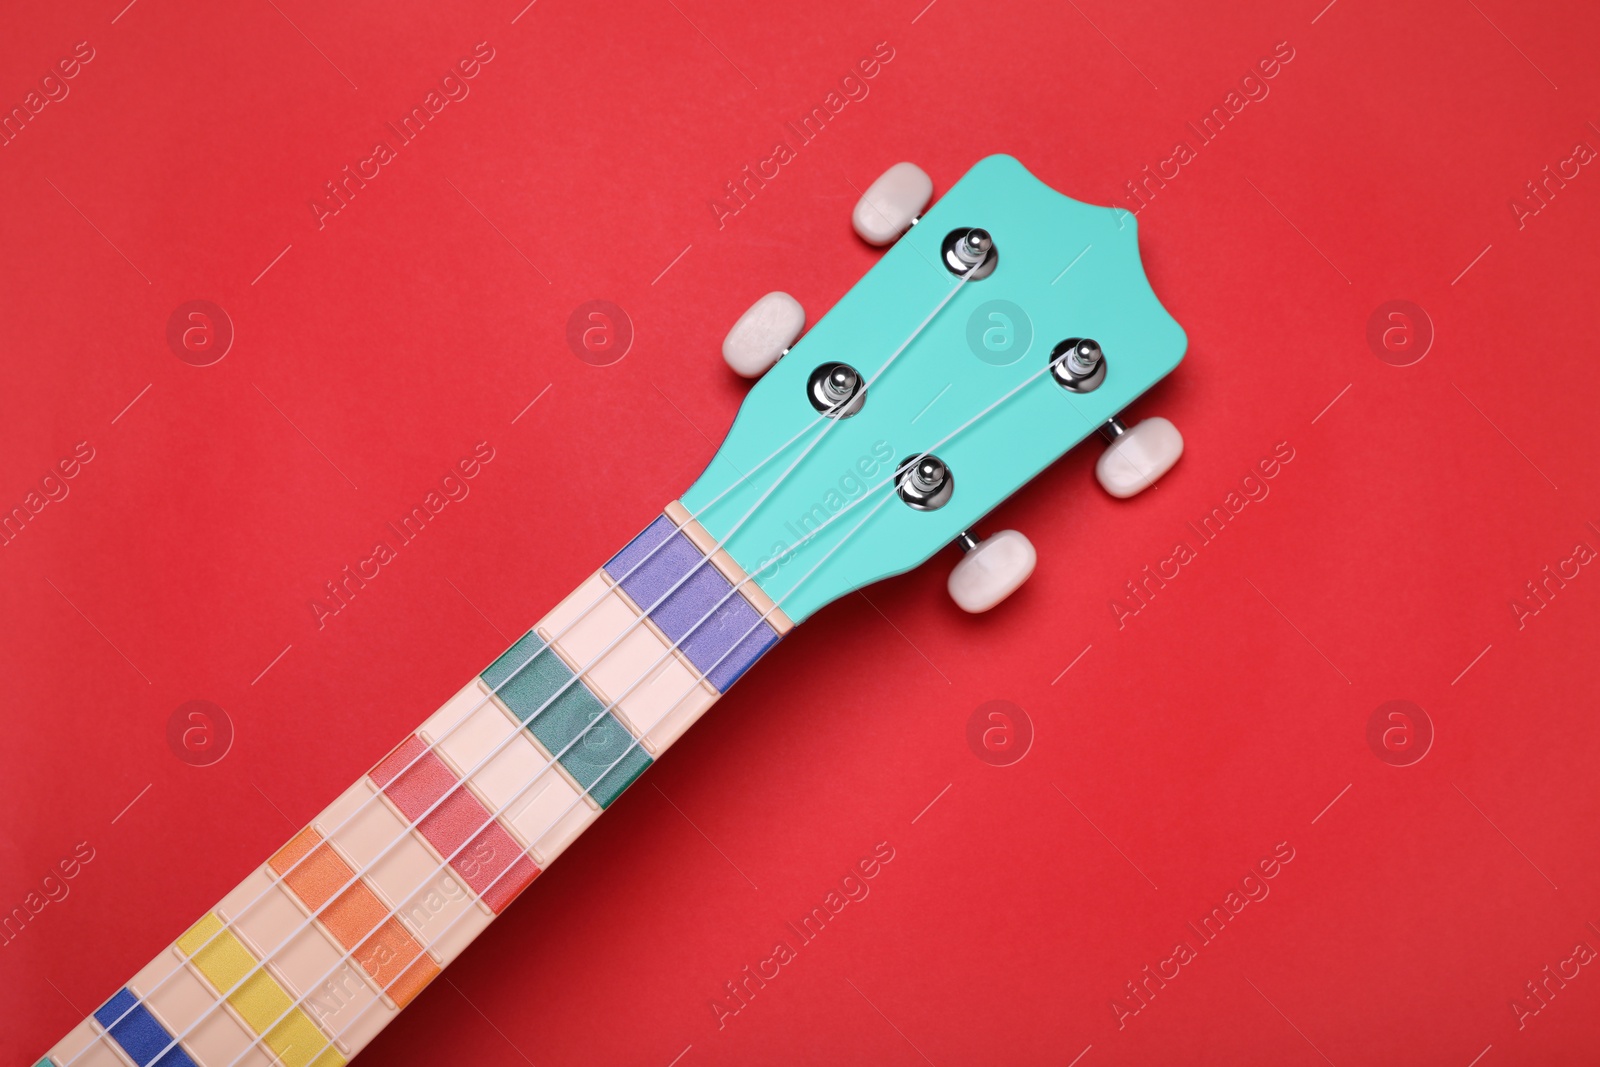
xmin=37 ymin=154 xmax=1186 ymax=1067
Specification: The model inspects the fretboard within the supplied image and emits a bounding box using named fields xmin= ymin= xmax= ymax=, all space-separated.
xmin=39 ymin=503 xmax=791 ymax=1067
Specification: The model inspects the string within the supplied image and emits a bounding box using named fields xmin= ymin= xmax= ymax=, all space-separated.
xmin=240 ymin=480 xmax=900 ymax=1067
xmin=224 ymin=329 xmax=1077 ymax=1067
xmin=76 ymin=246 xmax=998 ymax=1067
xmin=65 ymin=411 xmax=821 ymax=1066
xmin=74 ymin=244 xmax=988 ymax=1067
xmin=65 ymin=314 xmax=865 ymax=1063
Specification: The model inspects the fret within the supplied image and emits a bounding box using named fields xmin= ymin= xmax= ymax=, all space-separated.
xmin=34 ymin=153 xmax=1193 ymax=1067
xmin=39 ymin=501 xmax=785 ymax=1067
xmin=178 ymin=913 xmax=346 ymax=1067
xmin=265 ymin=828 xmax=442 ymax=1007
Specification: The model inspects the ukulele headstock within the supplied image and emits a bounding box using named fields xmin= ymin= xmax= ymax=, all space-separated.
xmin=685 ymin=154 xmax=1187 ymax=622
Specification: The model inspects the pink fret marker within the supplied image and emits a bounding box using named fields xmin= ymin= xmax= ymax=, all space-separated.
xmin=371 ymin=735 xmax=539 ymax=913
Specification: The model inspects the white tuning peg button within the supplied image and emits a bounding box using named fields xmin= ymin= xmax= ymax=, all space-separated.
xmin=947 ymin=530 xmax=1037 ymax=613
xmin=852 ymin=162 xmax=934 ymax=246
xmin=1095 ymin=417 xmax=1184 ymax=498
xmin=722 ymin=291 xmax=805 ymax=378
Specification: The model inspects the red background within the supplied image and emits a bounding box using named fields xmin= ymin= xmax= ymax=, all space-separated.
xmin=4 ymin=0 xmax=1599 ymax=1064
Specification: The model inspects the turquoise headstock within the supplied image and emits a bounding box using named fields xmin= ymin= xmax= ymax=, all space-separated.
xmin=683 ymin=154 xmax=1187 ymax=623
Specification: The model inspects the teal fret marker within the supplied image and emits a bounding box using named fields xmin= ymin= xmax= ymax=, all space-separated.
xmin=484 ymin=632 xmax=651 ymax=807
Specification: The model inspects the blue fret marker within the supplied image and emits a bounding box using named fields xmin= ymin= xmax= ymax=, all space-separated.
xmin=93 ymin=988 xmax=199 ymax=1067
xmin=605 ymin=515 xmax=779 ymax=692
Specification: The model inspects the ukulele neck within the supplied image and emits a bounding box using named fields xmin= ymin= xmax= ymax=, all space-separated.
xmin=41 ymin=503 xmax=790 ymax=1067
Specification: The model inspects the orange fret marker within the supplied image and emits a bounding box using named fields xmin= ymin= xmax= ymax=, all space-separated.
xmin=269 ymin=828 xmax=441 ymax=1008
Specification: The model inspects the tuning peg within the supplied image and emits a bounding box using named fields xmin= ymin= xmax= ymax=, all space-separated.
xmin=1095 ymin=416 xmax=1184 ymax=498
xmin=722 ymin=291 xmax=805 ymax=378
xmin=852 ymin=162 xmax=934 ymax=246
xmin=947 ymin=530 xmax=1036 ymax=613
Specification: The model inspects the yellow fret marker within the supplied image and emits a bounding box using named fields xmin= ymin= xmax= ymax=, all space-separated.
xmin=177 ymin=913 xmax=347 ymax=1067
